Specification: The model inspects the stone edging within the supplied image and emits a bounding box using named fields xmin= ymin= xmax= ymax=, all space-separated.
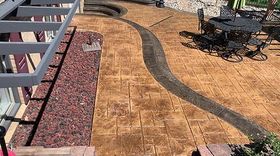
xmin=118 ymin=17 xmax=268 ymax=140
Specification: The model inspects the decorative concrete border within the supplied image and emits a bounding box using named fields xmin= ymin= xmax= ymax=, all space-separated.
xmin=118 ymin=17 xmax=268 ymax=140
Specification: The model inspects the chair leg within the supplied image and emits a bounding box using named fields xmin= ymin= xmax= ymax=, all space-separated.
xmin=246 ymin=50 xmax=268 ymax=61
xmin=208 ymin=44 xmax=213 ymax=54
xmin=221 ymin=50 xmax=243 ymax=63
xmin=251 ymin=29 xmax=261 ymax=38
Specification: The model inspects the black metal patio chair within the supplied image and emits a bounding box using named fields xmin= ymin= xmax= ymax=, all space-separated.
xmin=246 ymin=27 xmax=280 ymax=61
xmin=197 ymin=8 xmax=205 ymax=34
xmin=197 ymin=8 xmax=219 ymax=37
xmin=220 ymin=5 xmax=236 ymax=18
xmin=196 ymin=8 xmax=221 ymax=53
xmin=221 ymin=30 xmax=252 ymax=62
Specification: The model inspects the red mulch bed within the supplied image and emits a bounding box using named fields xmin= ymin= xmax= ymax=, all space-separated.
xmin=11 ymin=28 xmax=103 ymax=148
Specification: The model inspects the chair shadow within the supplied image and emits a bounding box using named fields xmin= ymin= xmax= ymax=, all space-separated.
xmin=179 ymin=31 xmax=196 ymax=39
xmin=181 ymin=42 xmax=198 ymax=49
xmin=179 ymin=30 xmax=222 ymax=57
xmin=5 ymin=26 xmax=77 ymax=146
xmin=179 ymin=31 xmax=199 ymax=50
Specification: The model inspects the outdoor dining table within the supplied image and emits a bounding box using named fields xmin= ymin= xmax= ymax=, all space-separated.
xmin=208 ymin=16 xmax=262 ymax=33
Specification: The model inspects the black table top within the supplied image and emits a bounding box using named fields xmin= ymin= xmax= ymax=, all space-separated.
xmin=209 ymin=17 xmax=262 ymax=33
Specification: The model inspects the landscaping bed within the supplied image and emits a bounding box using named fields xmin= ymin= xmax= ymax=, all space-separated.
xmin=11 ymin=29 xmax=103 ymax=148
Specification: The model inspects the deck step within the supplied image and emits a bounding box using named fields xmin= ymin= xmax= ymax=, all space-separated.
xmin=13 ymin=146 xmax=95 ymax=156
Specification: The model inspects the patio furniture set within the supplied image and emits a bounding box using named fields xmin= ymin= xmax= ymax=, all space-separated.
xmin=194 ymin=7 xmax=280 ymax=62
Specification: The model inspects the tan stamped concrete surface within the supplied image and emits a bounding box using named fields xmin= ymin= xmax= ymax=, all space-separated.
xmin=72 ymin=1 xmax=280 ymax=155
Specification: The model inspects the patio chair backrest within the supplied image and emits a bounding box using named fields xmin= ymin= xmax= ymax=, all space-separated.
xmin=261 ymin=27 xmax=280 ymax=49
xmin=201 ymin=20 xmax=216 ymax=35
xmin=197 ymin=8 xmax=204 ymax=21
xmin=197 ymin=8 xmax=204 ymax=31
xmin=228 ymin=30 xmax=252 ymax=44
xmin=220 ymin=6 xmax=236 ymax=17
xmin=270 ymin=27 xmax=280 ymax=38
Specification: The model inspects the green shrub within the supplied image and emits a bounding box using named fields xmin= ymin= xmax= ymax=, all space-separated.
xmin=239 ymin=133 xmax=280 ymax=156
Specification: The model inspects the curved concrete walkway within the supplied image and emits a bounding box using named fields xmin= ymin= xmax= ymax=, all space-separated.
xmin=72 ymin=1 xmax=280 ymax=155
xmin=119 ymin=15 xmax=267 ymax=137
xmin=120 ymin=0 xmax=280 ymax=134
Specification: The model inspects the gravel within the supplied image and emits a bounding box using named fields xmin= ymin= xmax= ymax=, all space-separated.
xmin=11 ymin=31 xmax=103 ymax=148
xmin=164 ymin=0 xmax=227 ymax=16
xmin=164 ymin=0 xmax=276 ymax=17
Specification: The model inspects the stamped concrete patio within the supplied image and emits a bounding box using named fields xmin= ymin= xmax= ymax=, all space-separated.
xmin=72 ymin=1 xmax=280 ymax=155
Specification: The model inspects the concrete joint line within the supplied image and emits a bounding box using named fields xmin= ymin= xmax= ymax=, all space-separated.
xmin=149 ymin=15 xmax=173 ymax=27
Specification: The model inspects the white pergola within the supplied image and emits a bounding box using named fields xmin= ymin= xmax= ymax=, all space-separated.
xmin=0 ymin=1 xmax=79 ymax=155
xmin=0 ymin=0 xmax=79 ymax=88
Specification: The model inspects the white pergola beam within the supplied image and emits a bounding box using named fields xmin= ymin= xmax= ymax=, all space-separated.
xmin=17 ymin=6 xmax=70 ymax=17
xmin=30 ymin=0 xmax=75 ymax=5
xmin=0 ymin=21 xmax=62 ymax=33
xmin=0 ymin=0 xmax=25 ymax=20
xmin=0 ymin=42 xmax=50 ymax=55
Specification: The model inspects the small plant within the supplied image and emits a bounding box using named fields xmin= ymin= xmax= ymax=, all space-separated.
xmin=234 ymin=133 xmax=280 ymax=156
